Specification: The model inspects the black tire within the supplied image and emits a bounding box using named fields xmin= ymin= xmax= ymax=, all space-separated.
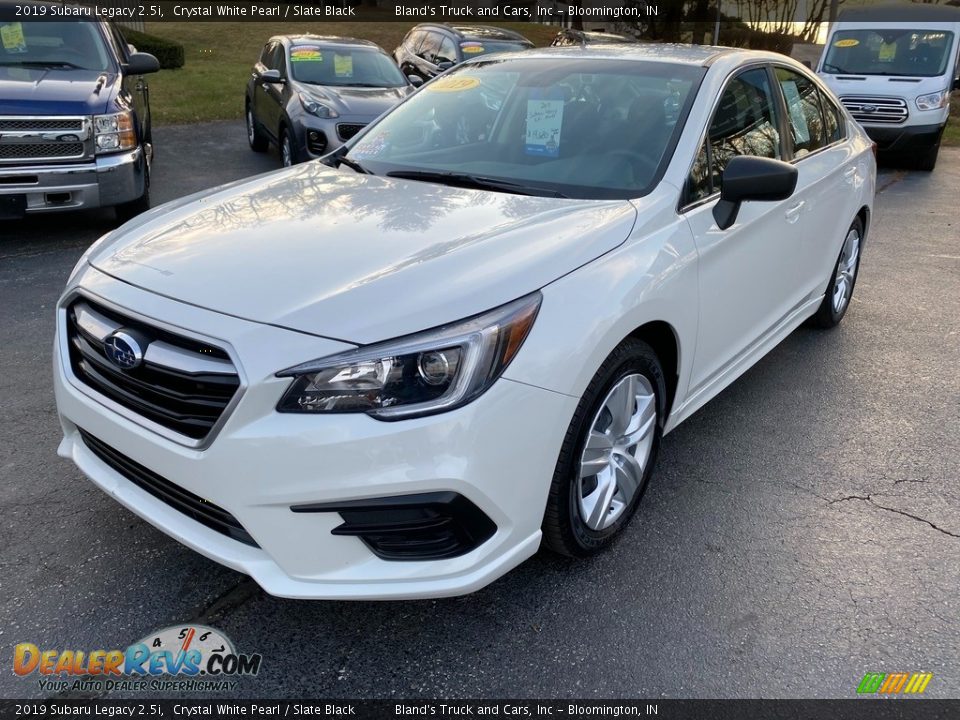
xmin=809 ymin=216 xmax=864 ymax=329
xmin=542 ymin=338 xmax=666 ymax=558
xmin=280 ymin=127 xmax=296 ymax=167
xmin=915 ymin=143 xmax=940 ymax=172
xmin=114 ymin=155 xmax=150 ymax=225
xmin=246 ymin=102 xmax=269 ymax=153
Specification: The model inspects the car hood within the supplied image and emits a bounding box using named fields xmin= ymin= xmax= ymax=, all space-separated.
xmin=0 ymin=68 xmax=116 ymax=115
xmin=297 ymin=83 xmax=412 ymax=118
xmin=89 ymin=163 xmax=638 ymax=344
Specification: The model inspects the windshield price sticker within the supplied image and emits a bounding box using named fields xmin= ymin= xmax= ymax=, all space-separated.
xmin=525 ymin=89 xmax=564 ymax=157
xmin=833 ymin=38 xmax=859 ymax=48
xmin=428 ymin=76 xmax=481 ymax=93
xmin=291 ymin=46 xmax=323 ymax=62
xmin=461 ymin=43 xmax=485 ymax=54
xmin=1 ymin=22 xmax=27 ymax=53
xmin=334 ymin=53 xmax=353 ymax=77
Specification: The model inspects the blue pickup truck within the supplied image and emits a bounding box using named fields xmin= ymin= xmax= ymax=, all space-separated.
xmin=0 ymin=14 xmax=159 ymax=221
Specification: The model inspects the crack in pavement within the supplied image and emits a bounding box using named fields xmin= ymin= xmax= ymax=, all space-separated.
xmin=829 ymin=495 xmax=960 ymax=539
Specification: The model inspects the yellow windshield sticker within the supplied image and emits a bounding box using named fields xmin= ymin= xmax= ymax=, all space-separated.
xmin=291 ymin=47 xmax=323 ymax=62
xmin=334 ymin=53 xmax=353 ymax=77
xmin=461 ymin=44 xmax=485 ymax=54
xmin=878 ymin=42 xmax=897 ymax=61
xmin=833 ymin=38 xmax=859 ymax=48
xmin=1 ymin=22 xmax=27 ymax=53
xmin=428 ymin=76 xmax=480 ymax=93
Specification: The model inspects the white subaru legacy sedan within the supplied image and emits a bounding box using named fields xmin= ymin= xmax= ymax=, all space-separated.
xmin=54 ymin=45 xmax=875 ymax=599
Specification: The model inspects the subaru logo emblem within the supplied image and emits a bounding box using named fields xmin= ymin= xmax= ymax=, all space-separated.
xmin=104 ymin=330 xmax=144 ymax=370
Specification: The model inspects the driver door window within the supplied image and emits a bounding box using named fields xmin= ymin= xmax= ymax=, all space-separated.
xmin=418 ymin=33 xmax=442 ymax=64
xmin=687 ymin=68 xmax=781 ymax=204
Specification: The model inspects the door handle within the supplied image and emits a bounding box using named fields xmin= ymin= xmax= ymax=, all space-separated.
xmin=785 ymin=201 xmax=805 ymax=223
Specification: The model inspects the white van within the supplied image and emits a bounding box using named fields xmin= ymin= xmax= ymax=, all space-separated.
xmin=817 ymin=5 xmax=960 ymax=170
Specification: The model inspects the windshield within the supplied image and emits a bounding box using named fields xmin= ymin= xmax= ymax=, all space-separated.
xmin=0 ymin=20 xmax=111 ymax=71
xmin=822 ymin=28 xmax=956 ymax=77
xmin=459 ymin=40 xmax=532 ymax=58
xmin=290 ymin=46 xmax=407 ymax=87
xmin=346 ymin=58 xmax=703 ymax=200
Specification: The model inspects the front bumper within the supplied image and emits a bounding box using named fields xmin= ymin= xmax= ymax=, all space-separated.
xmin=53 ymin=268 xmax=575 ymax=599
xmin=293 ymin=115 xmax=372 ymax=159
xmin=0 ymin=147 xmax=145 ymax=214
xmin=862 ymin=122 xmax=945 ymax=152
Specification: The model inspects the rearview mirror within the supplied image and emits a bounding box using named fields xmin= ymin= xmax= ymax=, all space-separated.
xmin=124 ymin=52 xmax=159 ymax=75
xmin=261 ymin=69 xmax=284 ymax=83
xmin=713 ymin=156 xmax=798 ymax=231
xmin=407 ymin=74 xmax=424 ymax=87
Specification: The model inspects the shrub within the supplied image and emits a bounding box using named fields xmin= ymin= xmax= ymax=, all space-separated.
xmin=121 ymin=28 xmax=185 ymax=70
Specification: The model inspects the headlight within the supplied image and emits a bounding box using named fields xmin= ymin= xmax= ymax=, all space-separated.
xmin=299 ymin=92 xmax=339 ymax=119
xmin=277 ymin=292 xmax=541 ymax=419
xmin=94 ymin=111 xmax=137 ymax=153
xmin=916 ymin=89 xmax=949 ymax=111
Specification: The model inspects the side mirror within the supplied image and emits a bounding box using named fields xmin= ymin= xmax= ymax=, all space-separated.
xmin=953 ymin=77 xmax=960 ymax=91
xmin=124 ymin=52 xmax=159 ymax=75
xmin=261 ymin=69 xmax=284 ymax=84
xmin=713 ymin=156 xmax=798 ymax=231
xmin=406 ymin=74 xmax=424 ymax=87
xmin=436 ymin=60 xmax=455 ymax=72
xmin=800 ymin=59 xmax=813 ymax=69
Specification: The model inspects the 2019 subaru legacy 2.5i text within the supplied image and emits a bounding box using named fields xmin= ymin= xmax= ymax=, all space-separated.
xmin=54 ymin=45 xmax=876 ymax=599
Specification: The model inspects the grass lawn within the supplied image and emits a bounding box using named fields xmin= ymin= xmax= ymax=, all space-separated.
xmin=944 ymin=102 xmax=960 ymax=147
xmin=144 ymin=19 xmax=558 ymax=125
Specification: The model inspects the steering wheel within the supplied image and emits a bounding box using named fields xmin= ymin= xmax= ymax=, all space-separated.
xmin=603 ymin=149 xmax=657 ymax=184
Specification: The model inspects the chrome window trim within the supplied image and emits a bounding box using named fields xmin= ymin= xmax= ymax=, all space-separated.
xmin=58 ymin=288 xmax=248 ymax=451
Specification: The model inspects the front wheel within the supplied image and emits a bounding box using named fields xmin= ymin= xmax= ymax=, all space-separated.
xmin=280 ymin=128 xmax=295 ymax=167
xmin=246 ymin=103 xmax=269 ymax=153
xmin=542 ymin=338 xmax=666 ymax=557
xmin=809 ymin=217 xmax=863 ymax=328
xmin=916 ymin=143 xmax=940 ymax=172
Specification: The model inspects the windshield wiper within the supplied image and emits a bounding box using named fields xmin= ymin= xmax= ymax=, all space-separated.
xmin=320 ymin=146 xmax=370 ymax=174
xmin=0 ymin=60 xmax=84 ymax=69
xmin=821 ymin=63 xmax=850 ymax=74
xmin=386 ymin=170 xmax=568 ymax=198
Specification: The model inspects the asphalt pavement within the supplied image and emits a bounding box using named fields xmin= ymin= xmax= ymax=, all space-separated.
xmin=1 ymin=122 xmax=958 ymax=699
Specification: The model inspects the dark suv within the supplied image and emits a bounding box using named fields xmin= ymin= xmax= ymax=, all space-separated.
xmin=393 ymin=25 xmax=533 ymax=84
xmin=0 ymin=11 xmax=158 ymax=221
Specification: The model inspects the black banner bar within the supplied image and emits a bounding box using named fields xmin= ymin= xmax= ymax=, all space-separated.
xmin=2 ymin=700 xmax=960 ymax=720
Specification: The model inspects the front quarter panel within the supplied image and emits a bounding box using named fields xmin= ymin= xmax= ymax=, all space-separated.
xmin=502 ymin=184 xmax=698 ymax=432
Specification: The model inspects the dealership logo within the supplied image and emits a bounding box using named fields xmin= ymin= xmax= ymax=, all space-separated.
xmin=857 ymin=672 xmax=933 ymax=695
xmin=103 ymin=330 xmax=144 ymax=370
xmin=13 ymin=625 xmax=261 ymax=692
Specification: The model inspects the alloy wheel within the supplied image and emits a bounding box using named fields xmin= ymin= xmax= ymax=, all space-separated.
xmin=578 ymin=373 xmax=657 ymax=531
xmin=832 ymin=227 xmax=861 ymax=313
xmin=246 ymin=109 xmax=255 ymax=146
xmin=281 ymin=135 xmax=293 ymax=167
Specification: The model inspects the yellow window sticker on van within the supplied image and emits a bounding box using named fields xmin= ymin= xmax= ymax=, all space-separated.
xmin=428 ymin=76 xmax=480 ymax=92
xmin=1 ymin=22 xmax=27 ymax=53
xmin=833 ymin=38 xmax=859 ymax=48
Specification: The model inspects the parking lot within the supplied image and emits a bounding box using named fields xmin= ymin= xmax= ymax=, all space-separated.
xmin=1 ymin=122 xmax=958 ymax=699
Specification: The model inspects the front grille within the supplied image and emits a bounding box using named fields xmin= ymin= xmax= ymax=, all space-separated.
xmin=79 ymin=429 xmax=258 ymax=548
xmin=0 ymin=119 xmax=83 ymax=131
xmin=0 ymin=142 xmax=84 ymax=160
xmin=0 ymin=115 xmax=91 ymax=164
xmin=840 ymin=95 xmax=909 ymax=125
xmin=66 ymin=299 xmax=240 ymax=441
xmin=336 ymin=123 xmax=366 ymax=142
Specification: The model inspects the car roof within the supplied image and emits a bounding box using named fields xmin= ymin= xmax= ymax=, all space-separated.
xmin=412 ymin=24 xmax=532 ymax=43
xmin=486 ymin=43 xmax=738 ymax=66
xmin=272 ymin=35 xmax=381 ymax=50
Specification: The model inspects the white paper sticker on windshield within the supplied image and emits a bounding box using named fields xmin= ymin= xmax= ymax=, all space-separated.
xmin=1 ymin=23 xmax=27 ymax=53
xmin=334 ymin=53 xmax=353 ymax=77
xmin=525 ymin=90 xmax=564 ymax=157
xmin=780 ymin=80 xmax=810 ymax=146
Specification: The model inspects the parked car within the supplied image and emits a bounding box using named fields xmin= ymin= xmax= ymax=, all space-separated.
xmin=246 ymin=35 xmax=415 ymax=166
xmin=55 ymin=45 xmax=875 ymax=600
xmin=550 ymin=28 xmax=639 ymax=46
xmin=0 ymin=13 xmax=158 ymax=221
xmin=817 ymin=4 xmax=960 ymax=170
xmin=393 ymin=24 xmax=534 ymax=84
